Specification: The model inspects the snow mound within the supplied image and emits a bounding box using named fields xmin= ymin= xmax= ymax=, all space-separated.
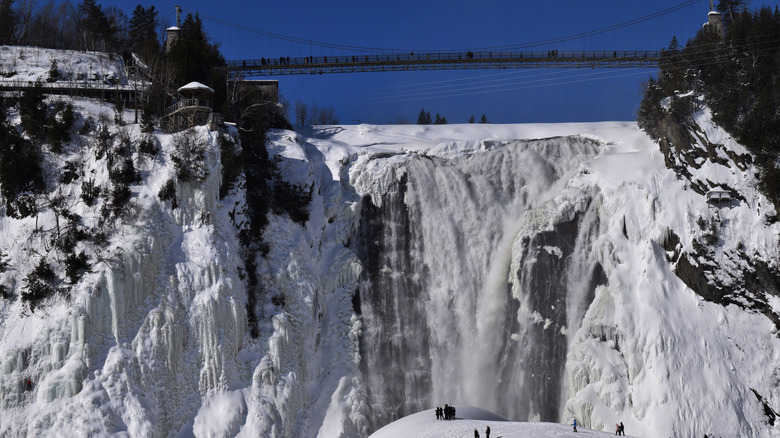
xmin=369 ymin=405 xmax=621 ymax=438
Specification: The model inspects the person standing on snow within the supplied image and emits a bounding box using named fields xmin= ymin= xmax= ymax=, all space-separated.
xmin=619 ymin=422 xmax=625 ymax=436
xmin=474 ymin=429 xmax=479 ymax=438
xmin=572 ymin=418 xmax=578 ymax=432
xmin=485 ymin=425 xmax=490 ymax=438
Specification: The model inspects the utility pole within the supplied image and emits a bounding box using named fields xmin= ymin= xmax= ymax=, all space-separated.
xmin=175 ymin=5 xmax=181 ymax=27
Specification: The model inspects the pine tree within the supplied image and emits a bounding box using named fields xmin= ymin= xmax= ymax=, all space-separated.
xmin=717 ymin=0 xmax=745 ymax=23
xmin=78 ymin=0 xmax=116 ymax=51
xmin=417 ymin=108 xmax=432 ymax=124
xmin=129 ymin=5 xmax=160 ymax=58
xmin=433 ymin=113 xmax=447 ymax=125
xmin=19 ymin=80 xmax=47 ymax=139
xmin=47 ymin=59 xmax=60 ymax=83
xmin=0 ymin=0 xmax=15 ymax=45
xmin=468 ymin=115 xmax=475 ymax=123
xmin=140 ymin=100 xmax=155 ymax=133
xmin=479 ymin=114 xmax=488 ymax=123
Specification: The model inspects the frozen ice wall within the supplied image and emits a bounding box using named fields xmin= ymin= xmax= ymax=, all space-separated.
xmin=0 ymin=112 xmax=778 ymax=438
xmin=0 ymin=124 xmax=251 ymax=436
xmin=346 ymin=120 xmax=780 ymax=437
xmin=350 ymin=137 xmax=608 ymax=428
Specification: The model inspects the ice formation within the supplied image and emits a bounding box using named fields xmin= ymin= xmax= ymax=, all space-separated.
xmin=0 ymin=87 xmax=776 ymax=438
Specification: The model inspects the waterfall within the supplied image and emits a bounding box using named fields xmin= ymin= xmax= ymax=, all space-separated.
xmin=352 ymin=137 xmax=608 ymax=430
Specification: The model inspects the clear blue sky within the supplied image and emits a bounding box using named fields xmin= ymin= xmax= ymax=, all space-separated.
xmin=94 ymin=0 xmax=780 ymax=123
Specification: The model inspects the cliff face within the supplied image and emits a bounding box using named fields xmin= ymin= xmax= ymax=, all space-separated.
xmin=653 ymin=108 xmax=780 ymax=332
xmin=0 ymin=98 xmax=778 ymax=438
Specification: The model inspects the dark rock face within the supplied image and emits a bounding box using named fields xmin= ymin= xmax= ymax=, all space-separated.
xmin=656 ymin=113 xmax=751 ymax=199
xmin=353 ymin=172 xmax=433 ymax=430
xmin=652 ymin=113 xmax=780 ymax=332
xmin=496 ymin=214 xmax=607 ymax=422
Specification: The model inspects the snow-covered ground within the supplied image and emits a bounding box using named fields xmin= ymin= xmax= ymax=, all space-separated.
xmin=0 ymin=69 xmax=776 ymax=437
xmin=0 ymin=45 xmax=130 ymax=87
xmin=369 ymin=406 xmax=624 ymax=438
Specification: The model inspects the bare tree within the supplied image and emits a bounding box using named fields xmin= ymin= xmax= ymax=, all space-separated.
xmin=28 ymin=1 xmax=76 ymax=49
xmin=14 ymin=0 xmax=37 ymax=44
xmin=279 ymin=93 xmax=291 ymax=122
xmin=294 ymin=100 xmax=309 ymax=125
xmin=312 ymin=104 xmax=339 ymax=125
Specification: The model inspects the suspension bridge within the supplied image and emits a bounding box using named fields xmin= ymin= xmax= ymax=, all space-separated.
xmin=224 ymin=50 xmax=661 ymax=76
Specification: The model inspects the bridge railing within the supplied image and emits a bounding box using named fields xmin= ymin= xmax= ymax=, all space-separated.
xmin=226 ymin=50 xmax=660 ymax=69
xmin=0 ymin=79 xmax=135 ymax=91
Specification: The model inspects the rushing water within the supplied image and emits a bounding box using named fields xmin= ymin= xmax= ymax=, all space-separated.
xmin=351 ymin=138 xmax=608 ymax=431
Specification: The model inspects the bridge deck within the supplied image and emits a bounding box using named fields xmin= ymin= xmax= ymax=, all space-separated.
xmin=226 ymin=50 xmax=660 ymax=76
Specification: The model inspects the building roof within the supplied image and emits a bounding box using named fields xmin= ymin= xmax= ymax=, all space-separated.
xmin=178 ymin=82 xmax=214 ymax=94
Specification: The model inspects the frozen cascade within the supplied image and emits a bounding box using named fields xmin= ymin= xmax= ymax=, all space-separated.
xmin=0 ymin=126 xmax=251 ymax=436
xmin=238 ymin=130 xmax=371 ymax=438
xmin=351 ymin=137 xmax=609 ymax=429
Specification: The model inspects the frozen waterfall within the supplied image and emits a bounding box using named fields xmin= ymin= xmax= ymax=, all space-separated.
xmin=351 ymin=137 xmax=609 ymax=430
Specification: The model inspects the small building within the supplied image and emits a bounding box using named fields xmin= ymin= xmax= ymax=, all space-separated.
xmin=706 ymin=190 xmax=731 ymax=206
xmin=234 ymin=79 xmax=279 ymax=103
xmin=159 ymin=81 xmax=216 ymax=132
xmin=703 ymin=1 xmax=724 ymax=36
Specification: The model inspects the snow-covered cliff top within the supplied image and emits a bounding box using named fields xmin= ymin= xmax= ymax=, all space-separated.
xmin=0 ymin=45 xmax=128 ymax=85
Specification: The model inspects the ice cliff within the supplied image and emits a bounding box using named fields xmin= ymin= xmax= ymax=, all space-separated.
xmin=0 ymin=98 xmax=778 ymax=438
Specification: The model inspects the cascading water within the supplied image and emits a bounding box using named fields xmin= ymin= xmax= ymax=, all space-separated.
xmin=352 ymin=137 xmax=609 ymax=431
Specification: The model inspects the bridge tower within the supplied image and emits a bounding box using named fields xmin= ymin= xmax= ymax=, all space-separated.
xmin=166 ymin=5 xmax=182 ymax=52
xmin=704 ymin=0 xmax=724 ymax=36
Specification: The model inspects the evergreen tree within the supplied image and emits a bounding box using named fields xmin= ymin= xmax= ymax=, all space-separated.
xmin=140 ymin=101 xmax=155 ymax=133
xmin=417 ymin=108 xmax=432 ymax=124
xmin=0 ymin=94 xmax=44 ymax=217
xmin=468 ymin=115 xmax=475 ymax=123
xmin=128 ymin=5 xmax=160 ymax=59
xmin=78 ymin=0 xmax=117 ymax=51
xmin=718 ymin=0 xmax=745 ymax=23
xmin=19 ymin=80 xmax=47 ymax=139
xmin=0 ymin=0 xmax=15 ymax=45
xmin=47 ymin=59 xmax=60 ymax=82
xmin=433 ymin=113 xmax=447 ymax=125
xmin=479 ymin=114 xmax=488 ymax=123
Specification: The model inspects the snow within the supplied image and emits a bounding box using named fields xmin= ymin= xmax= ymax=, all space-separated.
xmin=0 ymin=46 xmax=129 ymax=87
xmin=0 ymin=47 xmax=778 ymax=438
xmin=178 ymin=82 xmax=215 ymax=94
xmin=370 ymin=406 xmax=621 ymax=438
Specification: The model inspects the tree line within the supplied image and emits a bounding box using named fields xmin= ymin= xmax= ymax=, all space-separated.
xmin=0 ymin=0 xmax=142 ymax=53
xmin=417 ymin=108 xmax=488 ymax=125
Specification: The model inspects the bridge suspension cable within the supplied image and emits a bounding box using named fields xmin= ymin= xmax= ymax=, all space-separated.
xmin=361 ymin=36 xmax=780 ymax=103
xmin=183 ymin=0 xmax=705 ymax=55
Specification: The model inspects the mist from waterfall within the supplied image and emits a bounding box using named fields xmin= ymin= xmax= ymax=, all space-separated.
xmin=352 ymin=137 xmax=608 ymax=430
